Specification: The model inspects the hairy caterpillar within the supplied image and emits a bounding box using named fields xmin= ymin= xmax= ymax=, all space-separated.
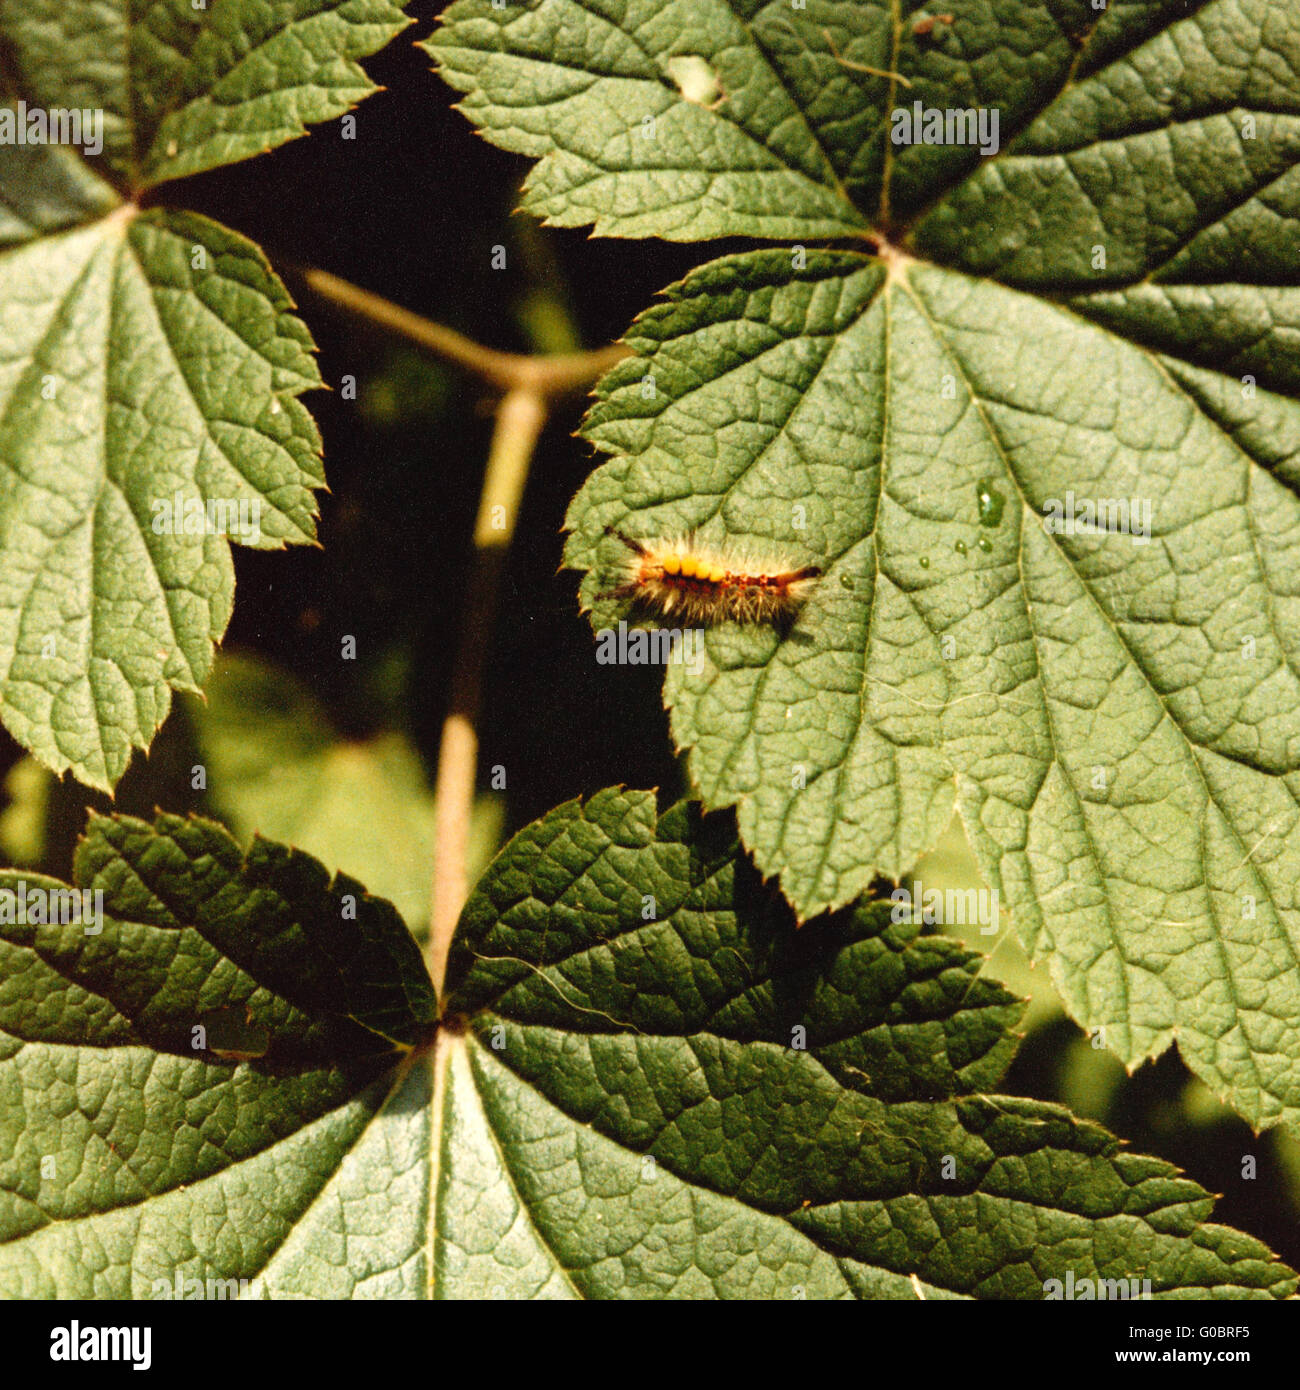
xmin=597 ymin=527 xmax=822 ymax=627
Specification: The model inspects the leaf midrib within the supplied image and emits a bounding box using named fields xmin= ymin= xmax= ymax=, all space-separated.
xmin=448 ymin=1019 xmax=1274 ymax=1299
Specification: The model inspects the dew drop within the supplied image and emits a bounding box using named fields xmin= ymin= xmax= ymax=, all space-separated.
xmin=977 ymin=536 xmax=993 ymax=553
xmin=839 ymin=573 xmax=855 ymax=590
xmin=954 ymin=539 xmax=967 ymax=555
xmin=918 ymin=556 xmax=930 ymax=569
xmin=976 ymin=477 xmax=1005 ymax=528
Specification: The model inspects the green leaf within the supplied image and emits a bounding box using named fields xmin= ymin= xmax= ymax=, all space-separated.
xmin=428 ymin=0 xmax=1300 ymax=258
xmin=439 ymin=791 xmax=1294 ymax=1299
xmin=0 ymin=811 xmax=438 ymax=1298
xmin=431 ymin=0 xmax=1300 ymax=1133
xmin=0 ymin=1 xmax=407 ymax=790
xmin=188 ymin=652 xmax=503 ymax=934
xmin=566 ymin=243 xmax=1300 ymax=1135
xmin=0 ymin=201 xmax=325 ymax=790
xmin=0 ymin=0 xmax=412 ymax=193
xmin=424 ymin=0 xmax=877 ymax=240
xmin=0 ymin=144 xmax=120 ymax=250
xmin=6 ymin=790 xmax=1288 ymax=1297
xmin=914 ymin=814 xmax=1065 ymax=1035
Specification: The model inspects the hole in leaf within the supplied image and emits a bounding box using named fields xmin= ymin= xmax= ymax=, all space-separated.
xmin=665 ymin=55 xmax=723 ymax=107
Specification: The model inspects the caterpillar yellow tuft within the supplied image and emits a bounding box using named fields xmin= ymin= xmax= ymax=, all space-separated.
xmin=597 ymin=526 xmax=823 ymax=627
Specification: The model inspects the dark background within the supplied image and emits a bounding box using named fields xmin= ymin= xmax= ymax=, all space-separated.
xmin=173 ymin=0 xmax=707 ymax=825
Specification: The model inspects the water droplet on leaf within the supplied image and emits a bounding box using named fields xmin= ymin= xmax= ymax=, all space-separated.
xmin=976 ymin=478 xmax=1005 ymax=527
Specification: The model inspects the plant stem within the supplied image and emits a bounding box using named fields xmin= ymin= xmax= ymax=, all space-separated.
xmin=428 ymin=387 xmax=547 ymax=1000
xmin=297 ymin=265 xmax=627 ymax=1000
xmin=301 ymin=267 xmax=627 ymax=397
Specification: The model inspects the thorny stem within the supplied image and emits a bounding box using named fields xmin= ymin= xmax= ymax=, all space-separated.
xmin=300 ymin=269 xmax=628 ymax=1001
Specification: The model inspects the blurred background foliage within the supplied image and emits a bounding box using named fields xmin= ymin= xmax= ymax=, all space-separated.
xmin=2 ymin=0 xmax=1296 ymax=1266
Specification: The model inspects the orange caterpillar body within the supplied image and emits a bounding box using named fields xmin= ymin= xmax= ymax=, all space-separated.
xmin=599 ymin=527 xmax=822 ymax=626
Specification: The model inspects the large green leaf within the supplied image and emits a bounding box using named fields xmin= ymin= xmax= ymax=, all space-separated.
xmin=0 ymin=199 xmax=324 ymax=790
xmin=565 ymin=245 xmax=1300 ymax=1137
xmin=430 ymin=1 xmax=1300 ymax=1132
xmin=0 ymin=1 xmax=409 ymax=790
xmin=2 ymin=791 xmax=1292 ymax=1298
xmin=0 ymin=811 xmax=438 ymax=1298
xmin=427 ymin=0 xmax=1300 ymax=247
